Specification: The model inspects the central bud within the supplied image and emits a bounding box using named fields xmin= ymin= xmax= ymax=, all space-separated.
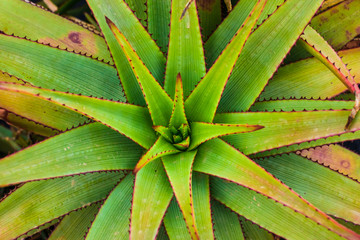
xmin=154 ymin=124 xmax=191 ymax=151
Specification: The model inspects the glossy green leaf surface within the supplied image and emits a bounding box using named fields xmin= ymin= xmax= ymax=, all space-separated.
xmin=0 ymin=83 xmax=156 ymax=148
xmin=164 ymin=0 xmax=206 ymax=99
xmin=0 ymin=0 xmax=112 ymax=62
xmin=215 ymin=110 xmax=360 ymax=155
xmin=204 ymin=0 xmax=285 ymax=67
xmin=260 ymin=47 xmax=360 ymax=100
xmin=299 ymin=26 xmax=355 ymax=92
xmin=0 ymin=172 xmax=122 ymax=239
xmin=212 ymin=200 xmax=245 ymax=240
xmin=0 ymin=85 xmax=89 ymax=132
xmin=4 ymin=112 xmax=58 ymax=137
xmin=49 ymin=203 xmax=101 ymax=240
xmin=124 ymin=0 xmax=147 ymax=26
xmin=192 ymin=173 xmax=213 ymax=239
xmin=134 ymin=136 xmax=180 ymax=173
xmin=0 ymin=123 xmax=141 ymax=186
xmin=218 ymin=0 xmax=323 ymax=112
xmin=257 ymin=153 xmax=360 ymax=225
xmin=86 ymin=173 xmax=134 ymax=239
xmin=311 ymin=0 xmax=360 ymax=50
xmin=87 ymin=0 xmax=165 ymax=105
xmin=194 ymin=139 xmax=359 ymax=239
xmin=108 ymin=19 xmax=173 ymax=126
xmin=239 ymin=217 xmax=274 ymax=240
xmin=163 ymin=198 xmax=191 ymax=240
xmin=169 ymin=74 xmax=188 ymax=128
xmin=212 ymin=177 xmax=351 ymax=240
xmin=185 ymin=0 xmax=266 ymax=122
xmin=163 ymin=151 xmax=197 ymax=239
xmin=251 ymin=99 xmax=355 ymax=112
xmin=131 ymin=160 xmax=173 ymax=239
xmin=189 ymin=122 xmax=263 ymax=150
xmin=0 ymin=34 xmax=124 ymax=101
xmin=147 ymin=0 xmax=171 ymax=54
xmin=299 ymin=144 xmax=360 ymax=182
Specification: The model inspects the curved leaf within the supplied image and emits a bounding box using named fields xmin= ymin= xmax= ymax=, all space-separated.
xmin=212 ymin=200 xmax=245 ymax=240
xmin=49 ymin=203 xmax=101 ymax=240
xmin=0 ymin=34 xmax=124 ymax=100
xmin=163 ymin=151 xmax=198 ymax=239
xmin=194 ymin=139 xmax=360 ymax=239
xmin=0 ymin=123 xmax=142 ymax=187
xmin=218 ymin=0 xmax=323 ymax=112
xmin=185 ymin=0 xmax=266 ymax=122
xmin=215 ymin=110 xmax=360 ymax=155
xmin=212 ymin=177 xmax=353 ymax=240
xmin=86 ymin=173 xmax=134 ymax=239
xmin=107 ymin=18 xmax=173 ymax=126
xmin=87 ymin=0 xmax=165 ymax=105
xmin=0 ymin=82 xmax=156 ymax=149
xmin=0 ymin=0 xmax=112 ymax=62
xmin=164 ymin=0 xmax=206 ymax=99
xmin=299 ymin=144 xmax=360 ymax=182
xmin=131 ymin=160 xmax=173 ymax=239
xmin=0 ymin=172 xmax=122 ymax=239
xmin=256 ymin=153 xmax=360 ymax=225
xmin=134 ymin=137 xmax=180 ymax=173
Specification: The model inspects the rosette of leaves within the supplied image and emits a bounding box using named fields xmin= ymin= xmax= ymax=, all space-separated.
xmin=0 ymin=0 xmax=360 ymax=239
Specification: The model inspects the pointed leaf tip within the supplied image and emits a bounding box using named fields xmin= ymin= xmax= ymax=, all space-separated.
xmin=105 ymin=16 xmax=113 ymax=26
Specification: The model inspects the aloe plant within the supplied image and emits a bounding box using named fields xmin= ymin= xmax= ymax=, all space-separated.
xmin=0 ymin=0 xmax=360 ymax=239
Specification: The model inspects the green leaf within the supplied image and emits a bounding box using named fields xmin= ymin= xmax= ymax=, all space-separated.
xmin=0 ymin=172 xmax=122 ymax=239
xmin=0 ymin=83 xmax=89 ymax=132
xmin=163 ymin=151 xmax=198 ymax=239
xmin=164 ymin=0 xmax=206 ymax=99
xmin=107 ymin=18 xmax=173 ymax=126
xmin=256 ymin=153 xmax=360 ymax=225
xmin=189 ymin=122 xmax=263 ymax=150
xmin=192 ymin=172 xmax=213 ymax=239
xmin=299 ymin=26 xmax=356 ymax=93
xmin=147 ymin=0 xmax=171 ymax=54
xmin=212 ymin=200 xmax=245 ymax=240
xmin=212 ymin=177 xmax=351 ymax=240
xmin=86 ymin=173 xmax=134 ymax=239
xmin=185 ymin=0 xmax=266 ymax=122
xmin=163 ymin=198 xmax=192 ymax=240
xmin=49 ymin=203 xmax=101 ymax=240
xmin=259 ymin=47 xmax=360 ymax=100
xmin=3 ymin=112 xmax=58 ymax=137
xmin=214 ymin=110 xmax=360 ymax=155
xmin=0 ymin=0 xmax=112 ymax=63
xmin=131 ymin=159 xmax=173 ymax=239
xmin=157 ymin=224 xmax=170 ymax=240
xmin=133 ymin=137 xmax=180 ymax=173
xmin=239 ymin=216 xmax=275 ymax=240
xmin=87 ymin=0 xmax=165 ymax=105
xmin=197 ymin=0 xmax=221 ymax=41
xmin=0 ymin=34 xmax=124 ymax=101
xmin=124 ymin=0 xmax=147 ymax=26
xmin=204 ymin=0 xmax=285 ymax=67
xmin=169 ymin=74 xmax=188 ymax=128
xmin=194 ymin=139 xmax=359 ymax=239
xmin=0 ymin=82 xmax=156 ymax=149
xmin=311 ymin=0 xmax=360 ymax=50
xmin=218 ymin=0 xmax=324 ymax=112
xmin=299 ymin=144 xmax=360 ymax=181
xmin=250 ymin=99 xmax=354 ymax=112
xmin=0 ymin=123 xmax=142 ymax=187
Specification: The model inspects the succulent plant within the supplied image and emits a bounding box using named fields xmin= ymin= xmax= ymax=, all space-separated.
xmin=0 ymin=0 xmax=360 ymax=239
